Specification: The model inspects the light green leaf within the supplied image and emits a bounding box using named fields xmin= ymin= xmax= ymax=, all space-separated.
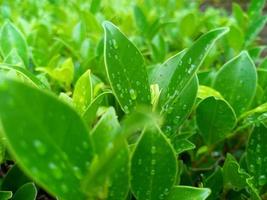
xmin=247 ymin=124 xmax=267 ymax=187
xmin=0 ymin=21 xmax=29 ymax=67
xmin=197 ymin=85 xmax=223 ymax=100
xmin=12 ymin=183 xmax=37 ymax=200
xmin=166 ymin=186 xmax=211 ymax=200
xmin=214 ymin=51 xmax=257 ymax=116
xmin=4 ymin=49 xmax=24 ymax=67
xmin=73 ymin=70 xmax=93 ymax=114
xmin=131 ymin=126 xmax=177 ymax=200
xmin=84 ymin=107 xmax=129 ymax=200
xmin=0 ymin=78 xmax=94 ymax=200
xmin=248 ymin=0 xmax=266 ymax=18
xmin=103 ymin=21 xmax=151 ymax=114
xmin=196 ymin=96 xmax=236 ymax=144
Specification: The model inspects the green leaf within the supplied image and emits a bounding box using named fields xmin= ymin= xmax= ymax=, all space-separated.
xmin=73 ymin=70 xmax=93 ymax=114
xmin=4 ymin=49 xmax=24 ymax=67
xmin=172 ymin=137 xmax=195 ymax=154
xmin=1 ymin=165 xmax=30 ymax=192
xmin=245 ymin=15 xmax=267 ymax=47
xmin=0 ymin=21 xmax=29 ymax=67
xmin=248 ymin=0 xmax=266 ymax=18
xmin=223 ymin=154 xmax=250 ymax=190
xmin=180 ymin=12 xmax=197 ymax=37
xmin=196 ymin=96 xmax=236 ymax=144
xmin=12 ymin=183 xmax=37 ymax=200
xmin=247 ymin=124 xmax=267 ymax=187
xmin=131 ymin=126 xmax=177 ymax=200
xmin=166 ymin=186 xmax=211 ymax=200
xmin=159 ymin=27 xmax=229 ymax=135
xmin=0 ymin=191 xmax=12 ymax=200
xmin=214 ymin=51 xmax=257 ymax=116
xmin=0 ymin=78 xmax=94 ymax=200
xmin=159 ymin=27 xmax=229 ymax=104
xmin=84 ymin=107 xmax=129 ymax=200
xmin=0 ymin=64 xmax=48 ymax=89
xmin=204 ymin=167 xmax=223 ymax=200
xmin=83 ymin=92 xmax=111 ymax=129
xmin=103 ymin=21 xmax=151 ymax=114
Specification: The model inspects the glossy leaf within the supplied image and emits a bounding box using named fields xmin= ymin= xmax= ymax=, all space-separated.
xmin=73 ymin=70 xmax=93 ymax=114
xmin=0 ymin=78 xmax=94 ymax=200
xmin=196 ymin=96 xmax=236 ymax=144
xmin=131 ymin=126 xmax=177 ymax=200
xmin=85 ymin=107 xmax=129 ymax=200
xmin=204 ymin=167 xmax=223 ymax=200
xmin=12 ymin=183 xmax=37 ymax=200
xmin=159 ymin=27 xmax=229 ymax=105
xmin=103 ymin=21 xmax=151 ymax=113
xmin=0 ymin=191 xmax=12 ymax=200
xmin=223 ymin=154 xmax=250 ymax=190
xmin=0 ymin=21 xmax=29 ymax=67
xmin=247 ymin=124 xmax=267 ymax=187
xmin=214 ymin=51 xmax=257 ymax=116
xmin=167 ymin=186 xmax=211 ymax=200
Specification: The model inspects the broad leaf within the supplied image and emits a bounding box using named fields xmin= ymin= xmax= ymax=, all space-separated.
xmin=0 ymin=78 xmax=94 ymax=200
xmin=167 ymin=186 xmax=211 ymax=200
xmin=103 ymin=21 xmax=151 ymax=114
xmin=0 ymin=21 xmax=29 ymax=67
xmin=131 ymin=126 xmax=177 ymax=200
xmin=196 ymin=96 xmax=236 ymax=144
xmin=247 ymin=124 xmax=267 ymax=187
xmin=12 ymin=183 xmax=37 ymax=200
xmin=214 ymin=51 xmax=257 ymax=116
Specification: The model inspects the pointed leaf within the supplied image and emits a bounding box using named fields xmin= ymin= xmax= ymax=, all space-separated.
xmin=0 ymin=191 xmax=12 ymax=200
xmin=131 ymin=126 xmax=177 ymax=200
xmin=166 ymin=186 xmax=211 ymax=200
xmin=0 ymin=79 xmax=94 ymax=200
xmin=0 ymin=21 xmax=29 ymax=67
xmin=214 ymin=51 xmax=257 ymax=116
xmin=103 ymin=21 xmax=151 ymax=114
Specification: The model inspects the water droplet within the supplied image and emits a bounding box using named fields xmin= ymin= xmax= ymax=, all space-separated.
xmin=164 ymin=188 xmax=169 ymax=195
xmin=114 ymin=54 xmax=119 ymax=60
xmin=136 ymin=81 xmax=141 ymax=86
xmin=73 ymin=166 xmax=82 ymax=179
xmin=116 ymin=84 xmax=122 ymax=90
xmin=151 ymin=159 xmax=156 ymax=165
xmin=61 ymin=184 xmax=68 ymax=192
xmin=48 ymin=162 xmax=63 ymax=179
xmin=129 ymin=89 xmax=137 ymax=100
xmin=124 ymin=105 xmax=129 ymax=114
xmin=188 ymin=58 xmax=192 ymax=64
xmin=33 ymin=140 xmax=46 ymax=155
xmin=151 ymin=146 xmax=156 ymax=154
xmin=112 ymin=39 xmax=118 ymax=49
xmin=138 ymin=159 xmax=142 ymax=165
xmin=151 ymin=170 xmax=155 ymax=176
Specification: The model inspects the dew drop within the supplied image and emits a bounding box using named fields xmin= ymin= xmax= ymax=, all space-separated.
xmin=33 ymin=140 xmax=46 ymax=155
xmin=259 ymin=175 xmax=267 ymax=186
xmin=151 ymin=146 xmax=156 ymax=154
xmin=48 ymin=162 xmax=63 ymax=179
xmin=129 ymin=89 xmax=137 ymax=100
xmin=73 ymin=166 xmax=82 ymax=179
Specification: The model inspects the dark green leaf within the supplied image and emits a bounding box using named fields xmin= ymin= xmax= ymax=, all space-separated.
xmin=12 ymin=183 xmax=37 ymax=200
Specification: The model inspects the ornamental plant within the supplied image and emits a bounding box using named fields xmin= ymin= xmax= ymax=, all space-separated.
xmin=0 ymin=0 xmax=267 ymax=200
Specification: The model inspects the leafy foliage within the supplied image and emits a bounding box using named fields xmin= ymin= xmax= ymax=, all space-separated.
xmin=0 ymin=0 xmax=267 ymax=199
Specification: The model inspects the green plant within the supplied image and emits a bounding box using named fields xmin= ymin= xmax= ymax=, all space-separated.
xmin=0 ymin=0 xmax=267 ymax=200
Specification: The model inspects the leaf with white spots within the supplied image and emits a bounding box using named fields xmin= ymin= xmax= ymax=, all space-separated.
xmin=214 ymin=51 xmax=257 ymax=116
xmin=159 ymin=27 xmax=229 ymax=136
xmin=196 ymin=96 xmax=236 ymax=145
xmin=73 ymin=70 xmax=93 ymax=114
xmin=166 ymin=186 xmax=211 ymax=200
xmin=84 ymin=107 xmax=129 ymax=200
xmin=103 ymin=21 xmax=151 ymax=114
xmin=159 ymin=27 xmax=229 ymax=106
xmin=0 ymin=78 xmax=94 ymax=200
xmin=131 ymin=126 xmax=177 ymax=200
xmin=247 ymin=124 xmax=267 ymax=187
